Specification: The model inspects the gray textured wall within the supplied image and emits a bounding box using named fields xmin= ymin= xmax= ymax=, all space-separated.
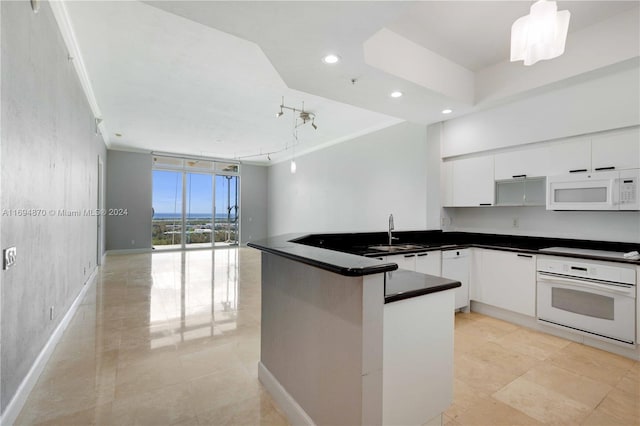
xmin=0 ymin=0 xmax=3 ymax=411
xmin=240 ymin=164 xmax=268 ymax=244
xmin=105 ymin=150 xmax=152 ymax=251
xmin=1 ymin=0 xmax=106 ymax=412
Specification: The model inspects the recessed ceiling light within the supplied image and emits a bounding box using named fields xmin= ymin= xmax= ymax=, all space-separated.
xmin=390 ymin=91 xmax=403 ymax=98
xmin=322 ymin=54 xmax=340 ymax=64
xmin=442 ymin=109 xmax=453 ymax=114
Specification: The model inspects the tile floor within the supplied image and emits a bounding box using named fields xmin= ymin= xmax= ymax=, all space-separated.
xmin=15 ymin=248 xmax=640 ymax=426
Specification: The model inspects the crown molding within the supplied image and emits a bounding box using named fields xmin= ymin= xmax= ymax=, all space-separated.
xmin=49 ymin=0 xmax=110 ymax=146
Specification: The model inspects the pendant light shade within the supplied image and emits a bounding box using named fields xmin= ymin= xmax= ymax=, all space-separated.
xmin=511 ymin=0 xmax=570 ymax=66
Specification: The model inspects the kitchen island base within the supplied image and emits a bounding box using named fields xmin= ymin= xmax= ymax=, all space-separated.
xmin=258 ymin=252 xmax=456 ymax=425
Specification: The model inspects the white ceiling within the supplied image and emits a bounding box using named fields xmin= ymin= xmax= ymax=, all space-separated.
xmin=386 ymin=1 xmax=639 ymax=71
xmin=65 ymin=1 xmax=640 ymax=164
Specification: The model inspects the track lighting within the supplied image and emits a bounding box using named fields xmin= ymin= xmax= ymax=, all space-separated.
xmin=276 ymin=97 xmax=318 ymax=130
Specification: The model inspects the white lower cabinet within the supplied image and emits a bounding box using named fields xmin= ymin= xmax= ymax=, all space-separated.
xmin=415 ymin=251 xmax=441 ymax=276
xmin=387 ymin=253 xmax=417 ymax=271
xmin=472 ymin=249 xmax=536 ymax=316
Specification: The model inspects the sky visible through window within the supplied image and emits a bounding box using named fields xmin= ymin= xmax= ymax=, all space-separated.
xmin=152 ymin=171 xmax=237 ymax=218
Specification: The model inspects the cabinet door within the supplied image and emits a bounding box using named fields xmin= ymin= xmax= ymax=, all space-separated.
xmin=475 ymin=250 xmax=536 ymax=317
xmin=415 ymin=251 xmax=441 ymax=276
xmin=451 ymin=156 xmax=494 ymax=206
xmin=592 ymin=127 xmax=640 ymax=171
xmin=547 ymin=137 xmax=591 ymax=176
xmin=494 ymin=146 xmax=549 ymax=180
xmin=468 ymin=248 xmax=483 ymax=302
xmin=387 ymin=254 xmax=416 ymax=271
xmin=441 ymin=161 xmax=454 ymax=207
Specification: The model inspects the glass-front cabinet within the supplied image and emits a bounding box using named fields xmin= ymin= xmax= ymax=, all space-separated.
xmin=495 ymin=177 xmax=546 ymax=206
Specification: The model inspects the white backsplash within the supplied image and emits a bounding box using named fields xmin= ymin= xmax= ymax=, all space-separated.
xmin=444 ymin=206 xmax=640 ymax=244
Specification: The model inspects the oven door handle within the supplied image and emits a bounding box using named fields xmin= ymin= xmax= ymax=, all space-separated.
xmin=538 ymin=272 xmax=635 ymax=297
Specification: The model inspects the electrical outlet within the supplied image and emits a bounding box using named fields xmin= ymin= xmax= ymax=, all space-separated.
xmin=3 ymin=246 xmax=16 ymax=270
xmin=131 ymin=240 xmax=135 ymax=246
xmin=512 ymin=217 xmax=519 ymax=228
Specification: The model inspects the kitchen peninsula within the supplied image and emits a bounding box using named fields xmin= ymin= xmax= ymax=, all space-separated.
xmin=248 ymin=234 xmax=461 ymax=426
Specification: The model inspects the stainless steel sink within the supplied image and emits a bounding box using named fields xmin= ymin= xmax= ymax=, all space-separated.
xmin=368 ymin=244 xmax=427 ymax=252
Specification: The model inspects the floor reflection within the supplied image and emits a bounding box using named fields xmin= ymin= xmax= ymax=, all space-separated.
xmin=149 ymin=250 xmax=240 ymax=348
xmin=15 ymin=247 xmax=288 ymax=426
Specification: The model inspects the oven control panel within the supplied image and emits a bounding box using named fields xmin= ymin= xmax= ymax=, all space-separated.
xmin=537 ymin=256 xmax=636 ymax=285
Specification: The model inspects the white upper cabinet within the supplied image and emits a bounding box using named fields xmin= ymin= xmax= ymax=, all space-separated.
xmin=494 ymin=146 xmax=549 ymax=181
xmin=450 ymin=156 xmax=495 ymax=207
xmin=546 ymin=137 xmax=591 ymax=176
xmin=441 ymin=161 xmax=454 ymax=207
xmin=441 ymin=127 xmax=640 ymax=208
xmin=591 ymin=127 xmax=640 ymax=171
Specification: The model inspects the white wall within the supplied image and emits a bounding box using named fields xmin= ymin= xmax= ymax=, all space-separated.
xmin=425 ymin=123 xmax=442 ymax=230
xmin=267 ymin=122 xmax=429 ymax=236
xmin=240 ymin=164 xmax=268 ymax=244
xmin=446 ymin=207 xmax=640 ymax=244
xmin=442 ymin=61 xmax=640 ymax=158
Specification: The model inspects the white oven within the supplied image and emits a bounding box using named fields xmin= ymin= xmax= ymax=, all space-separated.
xmin=537 ymin=256 xmax=636 ymax=346
xmin=547 ymin=169 xmax=640 ymax=211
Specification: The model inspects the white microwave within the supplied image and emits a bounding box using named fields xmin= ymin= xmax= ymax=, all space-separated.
xmin=547 ymin=170 xmax=640 ymax=211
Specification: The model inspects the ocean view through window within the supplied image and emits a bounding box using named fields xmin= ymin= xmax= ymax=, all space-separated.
xmin=152 ymin=156 xmax=239 ymax=250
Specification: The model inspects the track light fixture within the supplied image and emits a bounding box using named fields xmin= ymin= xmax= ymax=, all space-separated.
xmin=276 ymin=97 xmax=318 ymax=130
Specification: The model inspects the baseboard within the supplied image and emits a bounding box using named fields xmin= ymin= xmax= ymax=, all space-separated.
xmin=105 ymin=248 xmax=152 ymax=255
xmin=0 ymin=268 xmax=98 ymax=426
xmin=258 ymin=362 xmax=315 ymax=426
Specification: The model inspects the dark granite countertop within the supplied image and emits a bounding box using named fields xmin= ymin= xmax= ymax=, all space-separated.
xmin=293 ymin=231 xmax=640 ymax=266
xmin=385 ymin=270 xmax=461 ymax=304
xmin=248 ymin=231 xmax=639 ymax=305
xmin=247 ymin=234 xmax=398 ymax=277
xmin=248 ymin=234 xmax=461 ymax=304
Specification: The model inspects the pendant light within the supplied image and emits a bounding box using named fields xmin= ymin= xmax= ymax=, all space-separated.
xmin=511 ymin=0 xmax=571 ymax=66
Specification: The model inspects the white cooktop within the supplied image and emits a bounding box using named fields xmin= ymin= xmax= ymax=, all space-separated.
xmin=539 ymin=247 xmax=638 ymax=261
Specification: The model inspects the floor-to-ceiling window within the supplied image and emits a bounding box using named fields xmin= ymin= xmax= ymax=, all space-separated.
xmin=214 ymin=174 xmax=239 ymax=245
xmin=152 ymin=156 xmax=240 ymax=250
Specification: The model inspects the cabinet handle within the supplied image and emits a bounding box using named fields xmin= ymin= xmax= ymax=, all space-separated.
xmin=571 ymin=266 xmax=588 ymax=272
xmin=512 ymin=174 xmax=527 ymax=179
xmin=517 ymin=254 xmax=533 ymax=258
xmin=569 ymin=169 xmax=588 ymax=173
xmin=479 ymin=203 xmax=492 ymax=206
xmin=376 ymin=257 xmax=385 ymax=261
xmin=595 ymin=166 xmax=615 ymax=171
xmin=404 ymin=254 xmax=415 ymax=258
xmin=417 ymin=253 xmax=429 ymax=257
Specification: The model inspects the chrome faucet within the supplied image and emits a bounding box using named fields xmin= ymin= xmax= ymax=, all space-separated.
xmin=388 ymin=214 xmax=399 ymax=245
